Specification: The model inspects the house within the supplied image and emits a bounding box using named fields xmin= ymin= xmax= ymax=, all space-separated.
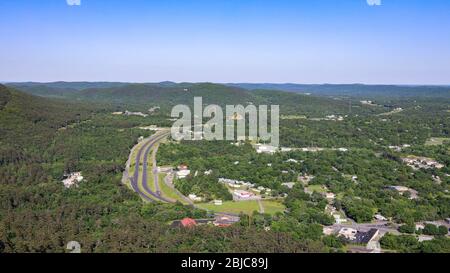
xmin=298 ymin=174 xmax=315 ymax=184
xmin=188 ymin=194 xmax=203 ymax=202
xmin=176 ymin=164 xmax=190 ymax=179
xmin=214 ymin=214 xmax=240 ymax=227
xmin=360 ymin=100 xmax=374 ymax=105
xmin=286 ymin=159 xmax=298 ymax=164
xmin=180 ymin=218 xmax=197 ymax=228
xmin=229 ymin=183 xmax=241 ymax=188
xmin=325 ymin=192 xmax=336 ymax=200
xmin=62 ymin=172 xmax=84 ymax=188
xmin=339 ymin=228 xmax=358 ymax=240
xmin=124 ymin=110 xmax=148 ymax=117
xmin=446 ymin=218 xmax=450 ymax=225
xmin=415 ymin=224 xmax=425 ymax=231
xmin=233 ymin=190 xmax=255 ymax=200
xmin=323 ymin=227 xmax=334 ymax=235
xmin=374 ymin=214 xmax=388 ymax=221
xmin=389 ymin=186 xmax=410 ymax=192
xmin=213 ymin=200 xmax=223 ymax=206
xmin=255 ymin=144 xmax=278 ymax=154
xmin=176 ymin=169 xmax=191 ymax=179
xmin=282 ymin=182 xmax=296 ymax=189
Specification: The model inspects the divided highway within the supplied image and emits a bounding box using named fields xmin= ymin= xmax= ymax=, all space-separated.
xmin=128 ymin=131 xmax=172 ymax=203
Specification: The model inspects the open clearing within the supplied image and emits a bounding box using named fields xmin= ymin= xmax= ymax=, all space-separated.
xmin=197 ymin=200 xmax=285 ymax=215
xmin=281 ymin=115 xmax=307 ymax=120
xmin=425 ymin=137 xmax=450 ymax=146
xmin=158 ymin=174 xmax=187 ymax=204
xmin=377 ymin=108 xmax=404 ymax=116
xmin=307 ymin=184 xmax=328 ymax=193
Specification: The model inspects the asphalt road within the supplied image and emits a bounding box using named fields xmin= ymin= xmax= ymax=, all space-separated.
xmin=129 ymin=131 xmax=171 ymax=203
xmin=141 ymin=132 xmax=173 ymax=203
xmin=331 ymin=221 xmax=400 ymax=234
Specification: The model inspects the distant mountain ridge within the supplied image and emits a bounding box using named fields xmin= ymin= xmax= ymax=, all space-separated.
xmin=226 ymin=83 xmax=450 ymax=98
xmin=7 ymin=82 xmax=450 ymax=99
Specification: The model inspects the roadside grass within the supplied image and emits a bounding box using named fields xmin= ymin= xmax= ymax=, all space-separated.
xmin=425 ymin=137 xmax=450 ymax=146
xmin=307 ymin=184 xmax=327 ymax=193
xmin=260 ymin=200 xmax=286 ymax=214
xmin=129 ymin=140 xmax=146 ymax=177
xmin=197 ymin=200 xmax=285 ymax=215
xmin=158 ymin=174 xmax=187 ymax=204
xmin=136 ymin=164 xmax=158 ymax=202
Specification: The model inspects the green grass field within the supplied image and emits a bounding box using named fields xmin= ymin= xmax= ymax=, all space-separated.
xmin=158 ymin=174 xmax=187 ymax=204
xmin=197 ymin=200 xmax=285 ymax=215
xmin=425 ymin=137 xmax=450 ymax=146
xmin=197 ymin=201 xmax=260 ymax=215
xmin=261 ymin=200 xmax=286 ymax=214
xmin=307 ymin=184 xmax=327 ymax=193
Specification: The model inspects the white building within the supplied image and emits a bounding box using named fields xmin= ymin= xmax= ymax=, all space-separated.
xmin=124 ymin=110 xmax=148 ymax=117
xmin=255 ymin=144 xmax=278 ymax=154
xmin=176 ymin=169 xmax=191 ymax=179
xmin=233 ymin=190 xmax=259 ymax=200
xmin=213 ymin=200 xmax=223 ymax=206
xmin=285 ymin=159 xmax=298 ymax=164
xmin=282 ymin=182 xmax=296 ymax=189
xmin=339 ymin=228 xmax=358 ymax=240
xmin=374 ymin=214 xmax=388 ymax=221
xmin=323 ymin=227 xmax=335 ymax=235
xmin=325 ymin=192 xmax=336 ymax=200
xmin=188 ymin=194 xmax=203 ymax=202
xmin=62 ymin=172 xmax=84 ymax=188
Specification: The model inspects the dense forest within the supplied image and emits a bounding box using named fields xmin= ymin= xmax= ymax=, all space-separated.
xmin=0 ymin=83 xmax=449 ymax=253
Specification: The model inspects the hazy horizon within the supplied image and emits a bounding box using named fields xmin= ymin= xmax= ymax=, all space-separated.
xmin=3 ymin=81 xmax=450 ymax=87
xmin=1 ymin=0 xmax=450 ymax=84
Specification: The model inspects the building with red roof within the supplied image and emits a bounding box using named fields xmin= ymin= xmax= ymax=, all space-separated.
xmin=180 ymin=218 xmax=197 ymax=228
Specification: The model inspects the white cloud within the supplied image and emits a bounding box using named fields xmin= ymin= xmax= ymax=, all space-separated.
xmin=66 ymin=0 xmax=81 ymax=6
xmin=367 ymin=0 xmax=382 ymax=6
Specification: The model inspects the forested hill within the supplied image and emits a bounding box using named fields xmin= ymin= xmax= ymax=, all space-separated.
xmin=227 ymin=83 xmax=450 ymax=98
xmin=7 ymin=82 xmax=383 ymax=116
xmin=0 ymin=84 xmax=92 ymax=155
xmin=77 ymin=83 xmax=258 ymax=107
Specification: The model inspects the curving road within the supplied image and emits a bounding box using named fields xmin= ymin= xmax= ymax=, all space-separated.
xmin=129 ymin=131 xmax=171 ymax=203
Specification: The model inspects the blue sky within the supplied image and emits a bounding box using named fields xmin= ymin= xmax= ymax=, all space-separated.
xmin=1 ymin=0 xmax=449 ymax=84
